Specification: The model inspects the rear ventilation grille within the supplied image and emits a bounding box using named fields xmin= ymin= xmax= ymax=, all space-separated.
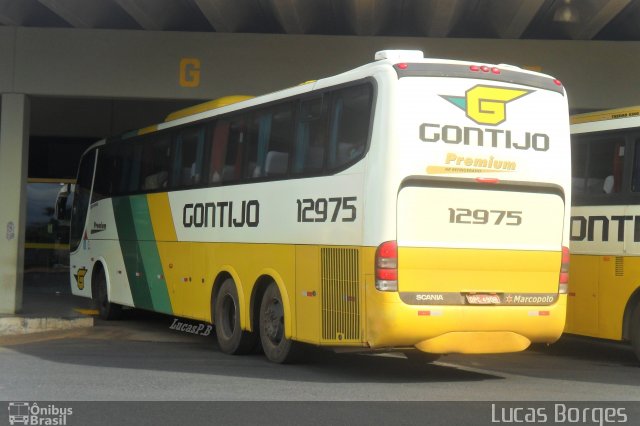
xmin=321 ymin=247 xmax=360 ymax=342
xmin=615 ymin=256 xmax=624 ymax=277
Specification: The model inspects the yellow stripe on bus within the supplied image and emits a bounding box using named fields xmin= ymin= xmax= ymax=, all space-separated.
xmin=25 ymin=243 xmax=70 ymax=250
xmin=165 ymin=96 xmax=254 ymax=122
xmin=146 ymin=193 xmax=177 ymax=242
xmin=27 ymin=178 xmax=76 ymax=184
xmin=138 ymin=125 xmax=158 ymax=135
xmin=570 ymin=105 xmax=640 ymax=125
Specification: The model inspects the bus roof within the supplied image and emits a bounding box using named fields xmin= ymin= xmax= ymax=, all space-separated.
xmin=164 ymin=95 xmax=254 ymax=122
xmin=570 ymin=106 xmax=640 ymax=125
xmin=115 ymin=49 xmax=561 ymax=142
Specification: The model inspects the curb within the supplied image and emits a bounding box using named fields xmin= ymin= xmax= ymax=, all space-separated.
xmin=0 ymin=316 xmax=94 ymax=336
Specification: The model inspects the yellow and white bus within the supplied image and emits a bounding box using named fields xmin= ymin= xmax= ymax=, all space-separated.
xmin=568 ymin=106 xmax=640 ymax=361
xmin=70 ymin=50 xmax=571 ymax=363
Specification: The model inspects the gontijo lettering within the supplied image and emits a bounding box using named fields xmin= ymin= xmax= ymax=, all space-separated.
xmin=571 ymin=215 xmax=640 ymax=242
xmin=183 ymin=200 xmax=259 ymax=228
xmin=419 ymin=124 xmax=549 ymax=152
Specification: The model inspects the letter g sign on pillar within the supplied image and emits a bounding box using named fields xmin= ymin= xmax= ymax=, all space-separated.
xmin=179 ymin=58 xmax=201 ymax=88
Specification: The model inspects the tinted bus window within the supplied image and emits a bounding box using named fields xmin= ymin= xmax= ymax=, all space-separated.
xmin=209 ymin=120 xmax=230 ymax=184
xmin=327 ymin=84 xmax=372 ymax=170
xmin=572 ymin=134 xmax=625 ymax=196
xmin=249 ymin=103 xmax=294 ymax=179
xmin=92 ymin=145 xmax=117 ymax=203
xmin=223 ymin=115 xmax=252 ymax=183
xmin=141 ymin=134 xmax=171 ymax=191
xmin=292 ymin=96 xmax=328 ymax=175
xmin=117 ymin=143 xmax=142 ymax=194
xmin=171 ymin=127 xmax=204 ymax=188
xmin=69 ymin=150 xmax=95 ymax=251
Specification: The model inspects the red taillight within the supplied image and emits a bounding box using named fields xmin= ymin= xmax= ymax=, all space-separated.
xmin=376 ymin=241 xmax=398 ymax=291
xmin=553 ymin=79 xmax=562 ymax=86
xmin=561 ymin=246 xmax=570 ymax=264
xmin=396 ymin=63 xmax=409 ymax=70
xmin=377 ymin=269 xmax=398 ymax=281
xmin=378 ymin=241 xmax=397 ymax=259
xmin=470 ymin=65 xmax=500 ymax=74
xmin=475 ymin=177 xmax=500 ymax=184
xmin=559 ymin=246 xmax=570 ymax=294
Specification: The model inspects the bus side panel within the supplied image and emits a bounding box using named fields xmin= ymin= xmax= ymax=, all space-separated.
xmin=568 ymin=205 xmax=640 ymax=340
xmin=295 ymin=245 xmax=321 ymax=344
xmin=565 ymin=255 xmax=599 ymax=336
xmin=111 ymin=195 xmax=173 ymax=313
xmin=597 ymin=254 xmax=631 ymax=340
xmin=567 ymin=254 xmax=640 ymax=341
xmin=71 ymin=197 xmax=136 ymax=308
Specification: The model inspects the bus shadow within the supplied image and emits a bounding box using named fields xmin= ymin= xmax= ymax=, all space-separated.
xmin=255 ymin=350 xmax=502 ymax=384
xmin=530 ymin=335 xmax=639 ymax=367
xmin=2 ymin=310 xmax=502 ymax=385
xmin=439 ymin=335 xmax=640 ymax=387
xmin=113 ymin=309 xmax=503 ymax=383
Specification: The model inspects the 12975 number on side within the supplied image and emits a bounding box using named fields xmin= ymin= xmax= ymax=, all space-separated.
xmin=297 ymin=197 xmax=357 ymax=223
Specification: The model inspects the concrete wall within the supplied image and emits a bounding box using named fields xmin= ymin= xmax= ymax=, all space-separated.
xmin=29 ymin=97 xmax=195 ymax=138
xmin=1 ymin=26 xmax=640 ymax=111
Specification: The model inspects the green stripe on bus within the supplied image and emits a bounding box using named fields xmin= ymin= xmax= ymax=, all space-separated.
xmin=112 ymin=196 xmax=154 ymax=311
xmin=129 ymin=195 xmax=173 ymax=315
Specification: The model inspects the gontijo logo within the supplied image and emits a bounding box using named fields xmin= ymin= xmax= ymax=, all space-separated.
xmin=441 ymin=85 xmax=531 ymax=126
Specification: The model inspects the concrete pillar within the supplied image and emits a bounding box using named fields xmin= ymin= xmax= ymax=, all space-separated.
xmin=0 ymin=94 xmax=30 ymax=314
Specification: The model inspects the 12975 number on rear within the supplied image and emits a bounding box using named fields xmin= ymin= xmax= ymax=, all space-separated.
xmin=448 ymin=208 xmax=522 ymax=225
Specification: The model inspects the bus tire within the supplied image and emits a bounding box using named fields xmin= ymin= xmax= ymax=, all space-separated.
xmin=631 ymin=304 xmax=640 ymax=362
xmin=214 ymin=278 xmax=258 ymax=355
xmin=259 ymin=282 xmax=302 ymax=364
xmin=92 ymin=268 xmax=122 ymax=321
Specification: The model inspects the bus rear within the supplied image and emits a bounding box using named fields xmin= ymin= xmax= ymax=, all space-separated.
xmin=365 ymin=53 xmax=571 ymax=354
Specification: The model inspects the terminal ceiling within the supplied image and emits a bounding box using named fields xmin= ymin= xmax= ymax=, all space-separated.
xmin=0 ymin=0 xmax=639 ymax=41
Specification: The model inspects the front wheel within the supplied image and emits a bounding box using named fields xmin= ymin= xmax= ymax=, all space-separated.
xmin=92 ymin=268 xmax=122 ymax=320
xmin=214 ymin=278 xmax=258 ymax=355
xmin=259 ymin=282 xmax=301 ymax=363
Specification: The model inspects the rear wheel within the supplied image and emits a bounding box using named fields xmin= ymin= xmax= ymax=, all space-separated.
xmin=214 ymin=278 xmax=258 ymax=355
xmin=92 ymin=268 xmax=122 ymax=320
xmin=631 ymin=304 xmax=640 ymax=362
xmin=259 ymin=282 xmax=301 ymax=363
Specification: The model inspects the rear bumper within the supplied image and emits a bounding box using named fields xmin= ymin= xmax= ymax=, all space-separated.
xmin=365 ymin=276 xmax=567 ymax=354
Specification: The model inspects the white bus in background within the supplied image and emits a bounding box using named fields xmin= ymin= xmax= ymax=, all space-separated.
xmin=70 ymin=50 xmax=571 ymax=364
xmin=568 ymin=106 xmax=640 ymax=361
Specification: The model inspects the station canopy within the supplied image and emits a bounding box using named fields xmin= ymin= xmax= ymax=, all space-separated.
xmin=0 ymin=0 xmax=639 ymax=41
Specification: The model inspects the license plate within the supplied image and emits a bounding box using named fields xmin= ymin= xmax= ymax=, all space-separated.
xmin=466 ymin=294 xmax=501 ymax=305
